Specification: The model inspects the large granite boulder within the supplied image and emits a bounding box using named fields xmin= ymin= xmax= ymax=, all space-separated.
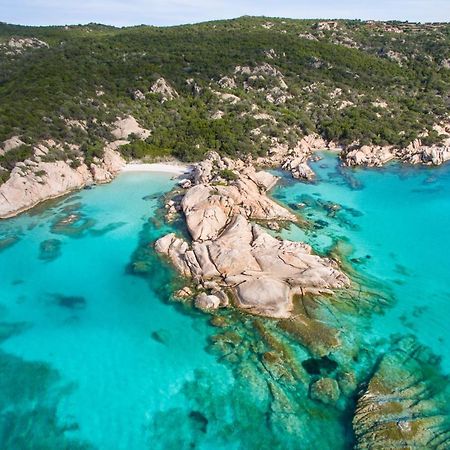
xmin=155 ymin=155 xmax=349 ymax=319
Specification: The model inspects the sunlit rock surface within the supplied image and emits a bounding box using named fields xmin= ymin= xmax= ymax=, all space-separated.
xmin=155 ymin=152 xmax=349 ymax=318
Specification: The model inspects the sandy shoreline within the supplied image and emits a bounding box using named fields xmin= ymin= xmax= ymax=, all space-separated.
xmin=121 ymin=162 xmax=192 ymax=175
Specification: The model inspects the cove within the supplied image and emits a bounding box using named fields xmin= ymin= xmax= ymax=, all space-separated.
xmin=0 ymin=172 xmax=232 ymax=449
xmin=0 ymin=155 xmax=449 ymax=449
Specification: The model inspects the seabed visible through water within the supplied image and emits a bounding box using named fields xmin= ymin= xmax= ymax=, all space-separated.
xmin=0 ymin=153 xmax=449 ymax=449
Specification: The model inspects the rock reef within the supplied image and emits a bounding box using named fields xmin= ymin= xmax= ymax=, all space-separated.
xmin=353 ymin=337 xmax=450 ymax=449
xmin=155 ymin=152 xmax=349 ymax=319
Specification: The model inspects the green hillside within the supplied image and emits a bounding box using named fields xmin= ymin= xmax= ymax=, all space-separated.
xmin=0 ymin=17 xmax=449 ymax=178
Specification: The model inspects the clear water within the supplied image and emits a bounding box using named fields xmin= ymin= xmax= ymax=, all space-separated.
xmin=0 ymin=156 xmax=449 ymax=449
xmin=273 ymin=152 xmax=450 ymax=372
xmin=0 ymin=172 xmax=232 ymax=449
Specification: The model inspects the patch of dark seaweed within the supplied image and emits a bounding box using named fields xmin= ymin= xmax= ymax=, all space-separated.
xmin=151 ymin=329 xmax=170 ymax=345
xmin=89 ymin=221 xmax=127 ymax=236
xmin=49 ymin=294 xmax=86 ymax=310
xmin=302 ymin=356 xmax=338 ymax=376
xmin=189 ymin=411 xmax=208 ymax=434
xmin=51 ymin=213 xmax=96 ymax=238
xmin=0 ymin=235 xmax=20 ymax=252
xmin=0 ymin=350 xmax=92 ymax=449
xmin=39 ymin=239 xmax=62 ymax=262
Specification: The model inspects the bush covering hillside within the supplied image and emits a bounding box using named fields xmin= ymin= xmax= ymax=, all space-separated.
xmin=0 ymin=17 xmax=449 ymax=174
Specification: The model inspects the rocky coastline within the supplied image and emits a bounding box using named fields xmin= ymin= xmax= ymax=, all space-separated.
xmin=155 ymin=151 xmax=349 ymax=318
xmin=342 ymin=121 xmax=450 ymax=168
xmin=151 ymin=150 xmax=450 ymax=447
xmin=0 ymin=115 xmax=146 ymax=219
xmin=2 ymin=115 xmax=450 ymax=219
xmin=0 ymin=141 xmax=126 ymax=219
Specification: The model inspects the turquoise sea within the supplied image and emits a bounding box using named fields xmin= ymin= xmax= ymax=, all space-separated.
xmin=0 ymin=154 xmax=449 ymax=449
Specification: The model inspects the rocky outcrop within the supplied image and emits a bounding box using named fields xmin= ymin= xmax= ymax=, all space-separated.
xmin=1 ymin=37 xmax=49 ymax=55
xmin=0 ymin=142 xmax=125 ymax=219
xmin=353 ymin=337 xmax=450 ymax=449
xmin=150 ymin=78 xmax=179 ymax=101
xmin=212 ymin=90 xmax=241 ymax=104
xmin=182 ymin=179 xmax=295 ymax=242
xmin=155 ymin=152 xmax=349 ymax=319
xmin=400 ymin=136 xmax=450 ymax=165
xmin=343 ymin=145 xmax=396 ymax=167
xmin=0 ymin=136 xmax=25 ymax=155
xmin=343 ymin=122 xmax=450 ymax=168
xmin=218 ymin=76 xmax=236 ymax=89
xmin=111 ymin=116 xmax=151 ymax=140
xmin=131 ymin=89 xmax=146 ymax=101
xmin=256 ymin=134 xmax=330 ymax=181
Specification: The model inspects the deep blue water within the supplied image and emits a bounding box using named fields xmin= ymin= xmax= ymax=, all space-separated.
xmin=0 ymin=156 xmax=449 ymax=449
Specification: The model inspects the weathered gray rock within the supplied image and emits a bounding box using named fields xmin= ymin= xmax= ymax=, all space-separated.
xmin=343 ymin=145 xmax=396 ymax=167
xmin=343 ymin=122 xmax=450 ymax=168
xmin=150 ymin=78 xmax=179 ymax=101
xmin=0 ymin=136 xmax=25 ymax=155
xmin=257 ymin=134 xmax=329 ymax=181
xmin=111 ymin=116 xmax=150 ymax=140
xmin=131 ymin=89 xmax=146 ymax=100
xmin=218 ymin=76 xmax=236 ymax=89
xmin=195 ymin=293 xmax=221 ymax=311
xmin=2 ymin=37 xmax=49 ymax=54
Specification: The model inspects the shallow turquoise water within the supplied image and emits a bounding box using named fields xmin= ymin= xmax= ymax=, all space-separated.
xmin=0 ymin=157 xmax=449 ymax=449
xmin=0 ymin=172 xmax=232 ymax=449
xmin=274 ymin=152 xmax=450 ymax=371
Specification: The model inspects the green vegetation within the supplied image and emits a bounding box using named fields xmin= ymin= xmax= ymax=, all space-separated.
xmin=0 ymin=17 xmax=449 ymax=177
xmin=0 ymin=145 xmax=32 ymax=170
xmin=120 ymin=140 xmax=172 ymax=160
xmin=219 ymin=169 xmax=239 ymax=181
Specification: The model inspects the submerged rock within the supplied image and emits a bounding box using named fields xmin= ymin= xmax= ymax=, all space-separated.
xmin=353 ymin=336 xmax=450 ymax=449
xmin=310 ymin=377 xmax=340 ymax=405
xmin=0 ymin=235 xmax=20 ymax=251
xmin=50 ymin=294 xmax=86 ymax=310
xmin=39 ymin=239 xmax=62 ymax=261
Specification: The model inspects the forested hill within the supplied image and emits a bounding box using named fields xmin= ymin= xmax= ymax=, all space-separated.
xmin=0 ymin=17 xmax=449 ymax=179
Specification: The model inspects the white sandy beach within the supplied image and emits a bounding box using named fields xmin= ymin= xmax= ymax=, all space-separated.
xmin=121 ymin=162 xmax=192 ymax=175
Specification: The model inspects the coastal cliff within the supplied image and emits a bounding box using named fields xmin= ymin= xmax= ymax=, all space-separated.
xmin=0 ymin=142 xmax=125 ymax=218
xmin=0 ymin=115 xmax=152 ymax=218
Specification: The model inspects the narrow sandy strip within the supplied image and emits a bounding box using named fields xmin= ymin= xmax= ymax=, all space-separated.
xmin=121 ymin=163 xmax=192 ymax=175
